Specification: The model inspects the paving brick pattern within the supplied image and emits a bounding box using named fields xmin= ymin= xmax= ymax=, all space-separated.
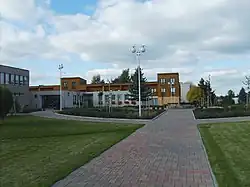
xmin=52 ymin=109 xmax=214 ymax=187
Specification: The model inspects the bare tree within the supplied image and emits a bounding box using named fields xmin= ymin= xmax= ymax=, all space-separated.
xmin=243 ymin=76 xmax=250 ymax=107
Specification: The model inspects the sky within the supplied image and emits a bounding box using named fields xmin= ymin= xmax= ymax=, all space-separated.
xmin=1 ymin=0 xmax=250 ymax=95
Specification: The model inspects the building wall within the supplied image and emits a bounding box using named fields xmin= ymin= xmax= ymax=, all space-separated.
xmin=0 ymin=65 xmax=30 ymax=108
xmin=30 ymin=90 xmax=85 ymax=109
xmin=157 ymin=73 xmax=180 ymax=105
xmin=180 ymin=82 xmax=192 ymax=103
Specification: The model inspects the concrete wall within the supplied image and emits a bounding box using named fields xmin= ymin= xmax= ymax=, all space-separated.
xmin=0 ymin=65 xmax=30 ymax=108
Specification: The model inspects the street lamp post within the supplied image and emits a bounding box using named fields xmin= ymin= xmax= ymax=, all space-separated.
xmin=209 ymin=74 xmax=212 ymax=107
xmin=58 ymin=64 xmax=63 ymax=111
xmin=131 ymin=45 xmax=146 ymax=117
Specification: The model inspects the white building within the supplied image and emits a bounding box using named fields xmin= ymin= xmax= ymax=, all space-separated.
xmin=180 ymin=82 xmax=192 ymax=103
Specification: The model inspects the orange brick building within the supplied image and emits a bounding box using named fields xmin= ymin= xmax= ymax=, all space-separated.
xmin=29 ymin=72 xmax=181 ymax=109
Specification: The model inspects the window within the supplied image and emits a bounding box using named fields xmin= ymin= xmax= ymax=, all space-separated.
xmin=117 ymin=94 xmax=122 ymax=101
xmin=20 ymin=76 xmax=23 ymax=85
xmin=11 ymin=74 xmax=15 ymax=84
xmin=170 ymin=78 xmax=175 ymax=84
xmin=34 ymin=94 xmax=37 ymax=98
xmin=5 ymin=73 xmax=10 ymax=84
xmin=63 ymin=82 xmax=68 ymax=88
xmin=15 ymin=75 xmax=19 ymax=85
xmin=73 ymin=95 xmax=76 ymax=104
xmin=112 ymin=94 xmax=116 ymax=101
xmin=151 ymin=88 xmax=156 ymax=93
xmin=0 ymin=73 xmax=4 ymax=84
xmin=24 ymin=76 xmax=28 ymax=85
xmin=161 ymin=88 xmax=166 ymax=92
xmin=125 ymin=94 xmax=130 ymax=100
xmin=105 ymin=95 xmax=109 ymax=103
xmin=171 ymin=87 xmax=176 ymax=96
xmin=171 ymin=87 xmax=176 ymax=93
xmin=72 ymin=82 xmax=76 ymax=89
xmin=160 ymin=78 xmax=166 ymax=84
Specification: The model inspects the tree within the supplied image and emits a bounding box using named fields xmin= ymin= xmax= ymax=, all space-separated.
xmin=186 ymin=86 xmax=204 ymax=106
xmin=198 ymin=77 xmax=216 ymax=107
xmin=210 ymin=90 xmax=217 ymax=105
xmin=243 ymin=76 xmax=250 ymax=106
xmin=238 ymin=87 xmax=246 ymax=104
xmin=112 ymin=69 xmax=131 ymax=83
xmin=221 ymin=90 xmax=235 ymax=106
xmin=129 ymin=67 xmax=152 ymax=101
xmin=228 ymin=89 xmax=235 ymax=98
xmin=0 ymin=86 xmax=13 ymax=122
xmin=198 ymin=78 xmax=206 ymax=106
xmin=91 ymin=74 xmax=105 ymax=84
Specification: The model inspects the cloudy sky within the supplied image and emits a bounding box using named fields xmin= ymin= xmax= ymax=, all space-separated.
xmin=1 ymin=0 xmax=250 ymax=95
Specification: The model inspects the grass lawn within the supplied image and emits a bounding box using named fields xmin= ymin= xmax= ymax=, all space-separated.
xmin=0 ymin=116 xmax=143 ymax=187
xmin=199 ymin=121 xmax=250 ymax=187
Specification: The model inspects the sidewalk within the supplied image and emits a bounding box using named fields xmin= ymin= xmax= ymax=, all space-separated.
xmin=52 ymin=109 xmax=215 ymax=187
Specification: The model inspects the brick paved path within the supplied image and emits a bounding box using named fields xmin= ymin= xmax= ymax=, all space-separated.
xmin=52 ymin=109 xmax=215 ymax=187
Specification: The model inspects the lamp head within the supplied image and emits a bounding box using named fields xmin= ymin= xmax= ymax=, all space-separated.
xmin=131 ymin=45 xmax=136 ymax=53
xmin=140 ymin=45 xmax=146 ymax=53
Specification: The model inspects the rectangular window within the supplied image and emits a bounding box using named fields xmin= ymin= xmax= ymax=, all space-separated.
xmin=73 ymin=95 xmax=76 ymax=104
xmin=5 ymin=73 xmax=9 ymax=84
xmin=24 ymin=76 xmax=28 ymax=85
xmin=63 ymin=82 xmax=68 ymax=88
xmin=72 ymin=82 xmax=76 ymax=89
xmin=20 ymin=76 xmax=23 ymax=85
xmin=161 ymin=88 xmax=166 ymax=92
xmin=15 ymin=75 xmax=19 ymax=85
xmin=160 ymin=78 xmax=166 ymax=84
xmin=0 ymin=73 xmax=4 ymax=84
xmin=11 ymin=74 xmax=15 ymax=84
xmin=170 ymin=78 xmax=175 ymax=84
xmin=117 ymin=94 xmax=122 ymax=101
xmin=112 ymin=94 xmax=116 ymax=100
xmin=171 ymin=87 xmax=176 ymax=93
xmin=105 ymin=95 xmax=109 ymax=103
xmin=125 ymin=94 xmax=130 ymax=100
xmin=151 ymin=88 xmax=157 ymax=93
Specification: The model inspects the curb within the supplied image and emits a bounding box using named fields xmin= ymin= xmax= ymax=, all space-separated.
xmin=54 ymin=112 xmax=150 ymax=123
xmin=196 ymin=124 xmax=218 ymax=187
xmin=152 ymin=109 xmax=168 ymax=121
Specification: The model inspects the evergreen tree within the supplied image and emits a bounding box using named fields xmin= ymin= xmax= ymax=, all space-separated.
xmin=129 ymin=67 xmax=151 ymax=101
xmin=112 ymin=69 xmax=131 ymax=83
xmin=238 ymin=87 xmax=246 ymax=104
xmin=91 ymin=74 xmax=105 ymax=84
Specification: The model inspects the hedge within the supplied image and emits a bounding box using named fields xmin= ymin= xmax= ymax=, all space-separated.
xmin=58 ymin=107 xmax=165 ymax=119
xmin=194 ymin=106 xmax=250 ymax=119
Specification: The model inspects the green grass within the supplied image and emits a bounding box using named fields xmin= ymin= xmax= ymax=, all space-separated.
xmin=199 ymin=121 xmax=250 ymax=187
xmin=0 ymin=116 xmax=143 ymax=187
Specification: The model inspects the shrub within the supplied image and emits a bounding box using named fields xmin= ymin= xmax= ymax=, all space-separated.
xmin=58 ymin=107 xmax=165 ymax=119
xmin=193 ymin=106 xmax=250 ymax=119
xmin=124 ymin=101 xmax=129 ymax=104
xmin=0 ymin=86 xmax=13 ymax=121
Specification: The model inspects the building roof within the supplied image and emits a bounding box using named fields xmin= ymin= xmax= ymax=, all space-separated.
xmin=0 ymin=64 xmax=29 ymax=72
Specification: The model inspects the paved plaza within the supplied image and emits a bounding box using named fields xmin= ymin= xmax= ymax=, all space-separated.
xmin=50 ymin=109 xmax=215 ymax=187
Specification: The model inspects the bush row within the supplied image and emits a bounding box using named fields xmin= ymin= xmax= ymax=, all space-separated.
xmin=59 ymin=107 xmax=165 ymax=119
xmin=194 ymin=106 xmax=250 ymax=119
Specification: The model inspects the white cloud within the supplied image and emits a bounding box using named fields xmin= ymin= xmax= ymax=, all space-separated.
xmin=1 ymin=0 xmax=250 ymax=94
